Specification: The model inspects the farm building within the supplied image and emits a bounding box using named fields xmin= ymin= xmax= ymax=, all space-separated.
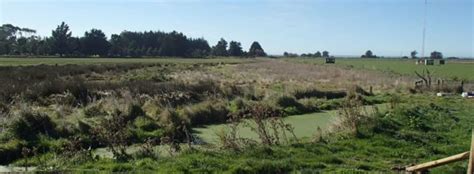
xmin=424 ymin=59 xmax=434 ymax=65
xmin=439 ymin=59 xmax=445 ymax=65
xmin=325 ymin=57 xmax=335 ymax=64
xmin=415 ymin=59 xmax=444 ymax=65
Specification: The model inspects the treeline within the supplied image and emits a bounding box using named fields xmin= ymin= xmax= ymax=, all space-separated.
xmin=283 ymin=51 xmax=330 ymax=58
xmin=284 ymin=49 xmax=445 ymax=59
xmin=0 ymin=22 xmax=266 ymax=58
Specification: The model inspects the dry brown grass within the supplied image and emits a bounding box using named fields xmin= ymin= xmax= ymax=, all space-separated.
xmin=230 ymin=59 xmax=413 ymax=92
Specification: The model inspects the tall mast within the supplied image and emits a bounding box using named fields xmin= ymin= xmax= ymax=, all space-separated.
xmin=421 ymin=0 xmax=427 ymax=58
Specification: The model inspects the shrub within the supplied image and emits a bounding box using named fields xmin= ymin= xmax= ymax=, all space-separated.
xmin=293 ymin=88 xmax=346 ymax=99
xmin=83 ymin=102 xmax=107 ymax=117
xmin=337 ymin=96 xmax=370 ymax=137
xmin=93 ymin=111 xmax=132 ymax=161
xmin=134 ymin=117 xmax=159 ymax=131
xmin=275 ymin=95 xmax=306 ymax=115
xmin=351 ymin=85 xmax=372 ymax=96
xmin=0 ymin=139 xmax=27 ymax=164
xmin=276 ymin=96 xmax=299 ymax=108
xmin=127 ymin=103 xmax=146 ymax=121
xmin=0 ymin=101 xmax=9 ymax=114
xmin=55 ymin=120 xmax=78 ymax=137
xmin=77 ymin=120 xmax=92 ymax=135
xmin=298 ymin=98 xmax=320 ymax=112
xmin=10 ymin=111 xmax=57 ymax=141
xmin=24 ymin=78 xmax=91 ymax=106
xmin=132 ymin=117 xmax=163 ymax=142
xmin=229 ymin=97 xmax=246 ymax=113
xmin=158 ymin=109 xmax=187 ymax=141
xmin=181 ymin=101 xmax=229 ymax=126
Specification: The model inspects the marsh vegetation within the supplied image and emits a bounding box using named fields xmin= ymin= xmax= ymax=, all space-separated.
xmin=0 ymin=57 xmax=472 ymax=173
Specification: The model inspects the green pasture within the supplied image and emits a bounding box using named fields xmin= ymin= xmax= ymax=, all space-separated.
xmin=288 ymin=58 xmax=474 ymax=81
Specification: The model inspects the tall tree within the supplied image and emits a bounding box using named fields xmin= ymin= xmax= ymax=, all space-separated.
xmin=81 ymin=29 xmax=110 ymax=57
xmin=69 ymin=37 xmax=82 ymax=56
xmin=0 ymin=24 xmax=21 ymax=54
xmin=362 ymin=50 xmax=377 ymax=58
xmin=411 ymin=50 xmax=418 ymax=59
xmin=315 ymin=51 xmax=322 ymax=57
xmin=322 ymin=51 xmax=329 ymax=58
xmin=248 ymin=41 xmax=266 ymax=57
xmin=158 ymin=31 xmax=188 ymax=57
xmin=187 ymin=38 xmax=210 ymax=58
xmin=430 ymin=51 xmax=443 ymax=59
xmin=228 ymin=41 xmax=243 ymax=57
xmin=211 ymin=38 xmax=228 ymax=56
xmin=51 ymin=22 xmax=72 ymax=57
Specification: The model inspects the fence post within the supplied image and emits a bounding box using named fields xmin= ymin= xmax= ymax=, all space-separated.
xmin=468 ymin=129 xmax=473 ymax=174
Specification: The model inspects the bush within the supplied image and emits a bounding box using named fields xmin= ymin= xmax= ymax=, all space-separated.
xmin=56 ymin=121 xmax=78 ymax=137
xmin=134 ymin=117 xmax=159 ymax=131
xmin=181 ymin=101 xmax=229 ymax=126
xmin=77 ymin=120 xmax=92 ymax=135
xmin=158 ymin=109 xmax=187 ymax=141
xmin=229 ymin=97 xmax=246 ymax=113
xmin=276 ymin=96 xmax=300 ymax=108
xmin=351 ymin=85 xmax=372 ymax=96
xmin=317 ymin=99 xmax=343 ymax=110
xmin=298 ymin=98 xmax=320 ymax=112
xmin=93 ymin=111 xmax=132 ymax=161
xmin=132 ymin=117 xmax=163 ymax=142
xmin=293 ymin=88 xmax=347 ymax=100
xmin=275 ymin=95 xmax=311 ymax=115
xmin=10 ymin=111 xmax=57 ymax=141
xmin=83 ymin=102 xmax=107 ymax=117
xmin=0 ymin=139 xmax=27 ymax=164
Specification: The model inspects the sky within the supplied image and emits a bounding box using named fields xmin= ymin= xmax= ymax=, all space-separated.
xmin=1 ymin=0 xmax=473 ymax=57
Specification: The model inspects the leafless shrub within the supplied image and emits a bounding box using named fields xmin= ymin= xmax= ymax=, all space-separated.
xmin=414 ymin=69 xmax=432 ymax=89
xmin=134 ymin=138 xmax=158 ymax=159
xmin=337 ymin=93 xmax=367 ymax=137
xmin=216 ymin=114 xmax=245 ymax=150
xmin=247 ymin=103 xmax=297 ymax=146
xmin=158 ymin=109 xmax=191 ymax=155
xmin=312 ymin=126 xmax=326 ymax=143
xmin=92 ymin=110 xmax=131 ymax=161
xmin=388 ymin=94 xmax=401 ymax=109
xmin=55 ymin=136 xmax=94 ymax=167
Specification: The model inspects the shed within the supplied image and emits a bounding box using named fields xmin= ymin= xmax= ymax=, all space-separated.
xmin=325 ymin=57 xmax=335 ymax=64
xmin=424 ymin=59 xmax=434 ymax=65
xmin=439 ymin=59 xmax=445 ymax=65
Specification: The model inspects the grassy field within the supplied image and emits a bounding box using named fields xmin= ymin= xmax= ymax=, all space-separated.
xmin=0 ymin=57 xmax=255 ymax=66
xmin=0 ymin=57 xmax=473 ymax=173
xmin=288 ymin=58 xmax=474 ymax=81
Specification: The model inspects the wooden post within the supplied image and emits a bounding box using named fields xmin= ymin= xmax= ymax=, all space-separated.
xmin=468 ymin=129 xmax=473 ymax=174
xmin=406 ymin=152 xmax=470 ymax=172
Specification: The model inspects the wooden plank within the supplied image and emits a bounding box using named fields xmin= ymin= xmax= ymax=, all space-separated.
xmin=468 ymin=129 xmax=473 ymax=174
xmin=406 ymin=152 xmax=470 ymax=172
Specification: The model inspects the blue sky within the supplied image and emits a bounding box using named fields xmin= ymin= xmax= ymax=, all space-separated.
xmin=1 ymin=0 xmax=473 ymax=57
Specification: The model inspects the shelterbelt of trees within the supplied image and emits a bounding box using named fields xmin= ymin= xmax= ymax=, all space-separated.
xmin=0 ymin=23 xmax=267 ymax=58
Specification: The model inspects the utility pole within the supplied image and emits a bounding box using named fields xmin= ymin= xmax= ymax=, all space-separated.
xmin=421 ymin=0 xmax=427 ymax=59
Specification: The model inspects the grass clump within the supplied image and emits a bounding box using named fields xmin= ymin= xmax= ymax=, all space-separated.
xmin=180 ymin=101 xmax=229 ymax=126
xmin=9 ymin=110 xmax=57 ymax=141
xmin=0 ymin=139 xmax=27 ymax=164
